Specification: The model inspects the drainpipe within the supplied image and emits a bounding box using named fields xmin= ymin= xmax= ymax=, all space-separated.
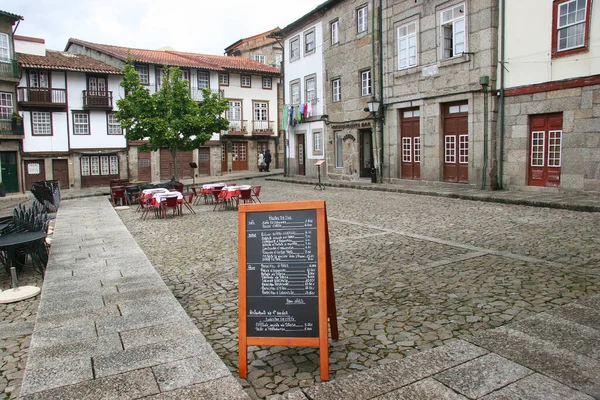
xmin=480 ymin=76 xmax=489 ymax=190
xmin=498 ymin=0 xmax=506 ymax=189
xmin=378 ymin=0 xmax=384 ymax=183
xmin=371 ymin=0 xmax=379 ymax=181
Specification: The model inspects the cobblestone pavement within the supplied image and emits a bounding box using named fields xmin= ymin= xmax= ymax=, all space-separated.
xmin=116 ymin=179 xmax=600 ymax=400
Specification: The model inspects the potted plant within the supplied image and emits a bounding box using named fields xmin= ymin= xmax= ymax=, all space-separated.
xmin=11 ymin=112 xmax=23 ymax=132
xmin=0 ymin=182 xmax=6 ymax=197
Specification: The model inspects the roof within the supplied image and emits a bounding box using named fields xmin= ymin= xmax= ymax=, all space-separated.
xmin=224 ymin=27 xmax=280 ymax=54
xmin=66 ymin=38 xmax=280 ymax=75
xmin=171 ymin=52 xmax=280 ymax=75
xmin=17 ymin=50 xmax=122 ymax=74
xmin=66 ymin=38 xmax=222 ymax=71
xmin=14 ymin=35 xmax=45 ymax=44
xmin=276 ymin=0 xmax=342 ymax=38
xmin=0 ymin=10 xmax=23 ymax=22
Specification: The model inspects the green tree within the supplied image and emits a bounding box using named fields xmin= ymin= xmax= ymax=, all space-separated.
xmin=116 ymin=62 xmax=229 ymax=180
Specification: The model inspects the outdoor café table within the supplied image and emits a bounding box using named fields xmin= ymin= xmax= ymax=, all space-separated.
xmin=201 ymin=183 xmax=226 ymax=204
xmin=150 ymin=191 xmax=184 ymax=208
xmin=141 ymin=188 xmax=170 ymax=203
xmin=0 ymin=231 xmax=48 ymax=275
xmin=221 ymin=185 xmax=252 ymax=210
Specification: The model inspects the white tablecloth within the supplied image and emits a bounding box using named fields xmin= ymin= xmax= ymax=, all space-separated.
xmin=142 ymin=188 xmax=170 ymax=195
xmin=202 ymin=183 xmax=226 ymax=189
xmin=225 ymin=185 xmax=251 ymax=191
xmin=153 ymin=191 xmax=183 ymax=202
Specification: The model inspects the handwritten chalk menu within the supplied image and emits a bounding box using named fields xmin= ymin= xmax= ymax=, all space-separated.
xmin=238 ymin=200 xmax=339 ymax=382
xmin=245 ymin=209 xmax=319 ymax=337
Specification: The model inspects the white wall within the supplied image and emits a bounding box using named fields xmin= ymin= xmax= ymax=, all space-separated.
xmin=22 ymin=111 xmax=69 ymax=152
xmin=14 ymin=38 xmax=45 ymax=56
xmin=503 ymin=0 xmax=600 ymax=88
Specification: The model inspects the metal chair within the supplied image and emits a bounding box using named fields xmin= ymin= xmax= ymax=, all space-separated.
xmin=252 ymin=185 xmax=262 ymax=203
xmin=161 ymin=195 xmax=182 ymax=218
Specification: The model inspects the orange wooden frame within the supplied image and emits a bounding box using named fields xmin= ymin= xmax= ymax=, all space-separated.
xmin=238 ymin=200 xmax=337 ymax=381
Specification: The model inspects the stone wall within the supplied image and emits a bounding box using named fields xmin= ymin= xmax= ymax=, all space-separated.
xmin=503 ymin=85 xmax=600 ymax=193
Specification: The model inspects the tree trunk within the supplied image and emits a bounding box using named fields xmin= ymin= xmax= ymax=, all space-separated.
xmin=171 ymin=148 xmax=179 ymax=181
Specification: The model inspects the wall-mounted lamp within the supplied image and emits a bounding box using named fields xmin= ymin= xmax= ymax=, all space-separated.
xmin=367 ymin=99 xmax=380 ymax=114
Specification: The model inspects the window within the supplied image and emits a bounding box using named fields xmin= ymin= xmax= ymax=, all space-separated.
xmin=414 ymin=137 xmax=421 ymax=163
xmin=290 ymin=80 xmax=300 ymax=105
xmin=357 ymin=5 xmax=368 ymax=33
xmin=275 ymin=54 xmax=282 ymax=69
xmin=198 ymin=71 xmax=210 ymax=89
xmin=134 ymin=65 xmax=149 ymax=85
xmin=181 ymin=70 xmax=190 ymax=82
xmin=449 ymin=104 xmax=469 ymax=113
xmin=313 ymin=131 xmax=322 ymax=153
xmin=262 ymin=77 xmax=272 ymax=89
xmin=402 ymin=137 xmax=412 ymax=162
xmin=398 ymin=21 xmax=418 ymax=69
xmin=335 ymin=131 xmax=344 ymax=168
xmin=0 ymin=93 xmax=12 ymax=121
xmin=219 ymin=73 xmax=229 ymax=86
xmin=227 ymin=100 xmax=242 ymax=122
xmin=73 ymin=112 xmax=89 ymax=135
xmin=305 ymin=75 xmax=316 ymax=103
xmin=441 ymin=3 xmax=466 ymax=59
xmin=156 ymin=67 xmax=164 ymax=89
xmin=445 ymin=136 xmax=456 ymax=163
xmin=331 ymin=19 xmax=340 ymax=45
xmin=107 ymin=113 xmax=122 ymax=135
xmin=254 ymin=55 xmax=265 ymax=63
xmin=332 ymin=78 xmax=341 ymax=102
xmin=290 ymin=36 xmax=300 ymax=61
xmin=0 ymin=33 xmax=10 ymax=62
xmin=32 ymin=111 xmax=52 ymax=135
xmin=305 ymin=29 xmax=315 ymax=54
xmin=253 ymin=101 xmax=269 ymax=130
xmin=361 ymin=70 xmax=371 ymax=96
xmin=459 ymin=134 xmax=469 ymax=163
xmin=241 ymin=75 xmax=251 ymax=88
xmin=29 ymin=70 xmax=49 ymax=88
xmin=554 ymin=0 xmax=590 ymax=56
xmin=548 ymin=131 xmax=563 ymax=166
xmin=81 ymin=155 xmax=118 ymax=176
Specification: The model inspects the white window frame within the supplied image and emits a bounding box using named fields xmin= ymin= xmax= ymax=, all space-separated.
xmin=335 ymin=131 xmax=344 ymax=168
xmin=241 ymin=75 xmax=251 ymax=88
xmin=361 ymin=70 xmax=371 ymax=97
xmin=254 ymin=54 xmax=265 ymax=63
xmin=134 ymin=64 xmax=149 ymax=85
xmin=181 ymin=70 xmax=190 ymax=82
xmin=107 ymin=113 xmax=122 ymax=135
xmin=402 ymin=137 xmax=412 ymax=162
xmin=414 ymin=137 xmax=421 ymax=163
xmin=253 ymin=102 xmax=268 ymax=122
xmin=197 ymin=71 xmax=210 ymax=89
xmin=459 ymin=134 xmax=469 ymax=164
xmin=530 ymin=131 xmax=545 ymax=167
xmin=73 ymin=112 xmax=89 ymax=135
xmin=291 ymin=81 xmax=300 ymax=105
xmin=219 ymin=73 xmax=229 ymax=86
xmin=304 ymin=29 xmax=315 ymax=54
xmin=332 ymin=79 xmax=341 ymax=102
xmin=290 ymin=36 xmax=300 ymax=61
xmin=548 ymin=130 xmax=563 ymax=167
xmin=109 ymin=155 xmax=119 ymax=175
xmin=227 ymin=100 xmax=243 ymax=127
xmin=0 ymin=33 xmax=10 ymax=62
xmin=0 ymin=92 xmax=12 ymax=121
xmin=32 ymin=111 xmax=52 ymax=136
xmin=398 ymin=21 xmax=418 ymax=69
xmin=557 ymin=0 xmax=587 ymax=51
xmin=445 ymin=135 xmax=456 ymax=163
xmin=81 ymin=157 xmax=90 ymax=176
xmin=275 ymin=54 xmax=282 ymax=69
xmin=90 ymin=156 xmax=100 ymax=176
xmin=357 ymin=5 xmax=368 ymax=33
xmin=305 ymin=76 xmax=316 ymax=103
xmin=440 ymin=3 xmax=466 ymax=59
xmin=262 ymin=77 xmax=272 ymax=89
xmin=331 ymin=19 xmax=340 ymax=45
xmin=100 ymin=156 xmax=110 ymax=175
xmin=313 ymin=131 xmax=322 ymax=153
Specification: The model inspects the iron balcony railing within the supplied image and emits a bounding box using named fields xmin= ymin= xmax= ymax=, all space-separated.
xmin=225 ymin=120 xmax=248 ymax=134
xmin=252 ymin=120 xmax=274 ymax=134
xmin=0 ymin=58 xmax=19 ymax=79
xmin=0 ymin=120 xmax=24 ymax=135
xmin=17 ymin=87 xmax=67 ymax=106
xmin=83 ymin=90 xmax=113 ymax=109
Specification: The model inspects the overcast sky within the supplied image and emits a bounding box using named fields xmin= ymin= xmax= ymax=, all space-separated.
xmin=8 ymin=0 xmax=325 ymax=55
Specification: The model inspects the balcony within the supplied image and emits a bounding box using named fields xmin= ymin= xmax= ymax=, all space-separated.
xmin=0 ymin=120 xmax=24 ymax=137
xmin=224 ymin=120 xmax=248 ymax=135
xmin=17 ymin=87 xmax=67 ymax=107
xmin=83 ymin=90 xmax=113 ymax=110
xmin=0 ymin=58 xmax=19 ymax=80
xmin=252 ymin=120 xmax=274 ymax=135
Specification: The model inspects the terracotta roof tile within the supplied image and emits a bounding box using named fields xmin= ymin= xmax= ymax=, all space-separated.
xmin=224 ymin=27 xmax=280 ymax=54
xmin=67 ymin=38 xmax=223 ymax=71
xmin=171 ymin=52 xmax=280 ymax=75
xmin=17 ymin=50 xmax=122 ymax=74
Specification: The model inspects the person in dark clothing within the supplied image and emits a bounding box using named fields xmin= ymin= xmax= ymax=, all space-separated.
xmin=264 ymin=150 xmax=272 ymax=172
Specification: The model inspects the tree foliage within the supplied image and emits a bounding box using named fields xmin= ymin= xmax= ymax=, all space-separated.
xmin=115 ymin=61 xmax=229 ymax=180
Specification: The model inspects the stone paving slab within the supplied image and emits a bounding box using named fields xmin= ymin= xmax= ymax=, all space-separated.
xmin=18 ymin=197 xmax=249 ymax=399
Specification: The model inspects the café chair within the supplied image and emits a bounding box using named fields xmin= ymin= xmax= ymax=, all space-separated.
xmin=161 ymin=195 xmax=182 ymax=218
xmin=252 ymin=186 xmax=262 ymax=203
xmin=213 ymin=189 xmax=229 ymax=211
xmin=110 ymin=187 xmax=128 ymax=207
xmin=238 ymin=188 xmax=253 ymax=205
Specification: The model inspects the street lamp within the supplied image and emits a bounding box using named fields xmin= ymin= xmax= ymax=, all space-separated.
xmin=366 ymin=98 xmax=381 ymax=183
xmin=367 ymin=99 xmax=380 ymax=114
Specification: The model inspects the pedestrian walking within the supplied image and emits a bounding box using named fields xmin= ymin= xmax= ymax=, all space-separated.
xmin=264 ymin=149 xmax=271 ymax=172
xmin=258 ymin=152 xmax=265 ymax=172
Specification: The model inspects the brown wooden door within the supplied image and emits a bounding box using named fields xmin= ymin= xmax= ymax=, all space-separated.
xmin=138 ymin=151 xmax=152 ymax=182
xmin=52 ymin=159 xmax=69 ymax=189
xmin=231 ymin=142 xmax=248 ymax=171
xmin=528 ymin=113 xmax=562 ymax=187
xmin=160 ymin=149 xmax=174 ymax=180
xmin=297 ymin=134 xmax=305 ymax=175
xmin=359 ymin=130 xmax=373 ymax=178
xmin=221 ymin=143 xmax=228 ymax=172
xmin=443 ymin=103 xmax=469 ymax=183
xmin=177 ymin=151 xmax=193 ymax=179
xmin=24 ymin=160 xmax=45 ymax=191
xmin=400 ymin=109 xmax=421 ymax=180
xmin=198 ymin=147 xmax=210 ymax=175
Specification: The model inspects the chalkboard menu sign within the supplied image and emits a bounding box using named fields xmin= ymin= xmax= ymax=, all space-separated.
xmin=238 ymin=200 xmax=338 ymax=382
xmin=245 ymin=209 xmax=319 ymax=338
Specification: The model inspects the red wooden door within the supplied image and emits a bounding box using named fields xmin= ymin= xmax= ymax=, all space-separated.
xmin=25 ymin=160 xmax=45 ymax=191
xmin=198 ymin=147 xmax=210 ymax=175
xmin=231 ymin=142 xmax=248 ymax=171
xmin=297 ymin=134 xmax=305 ymax=175
xmin=138 ymin=151 xmax=151 ymax=182
xmin=178 ymin=151 xmax=193 ymax=179
xmin=160 ymin=149 xmax=193 ymax=180
xmin=528 ymin=113 xmax=562 ymax=187
xmin=359 ymin=130 xmax=372 ymax=178
xmin=52 ymin=159 xmax=69 ymax=189
xmin=400 ymin=109 xmax=421 ymax=180
xmin=443 ymin=103 xmax=469 ymax=183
